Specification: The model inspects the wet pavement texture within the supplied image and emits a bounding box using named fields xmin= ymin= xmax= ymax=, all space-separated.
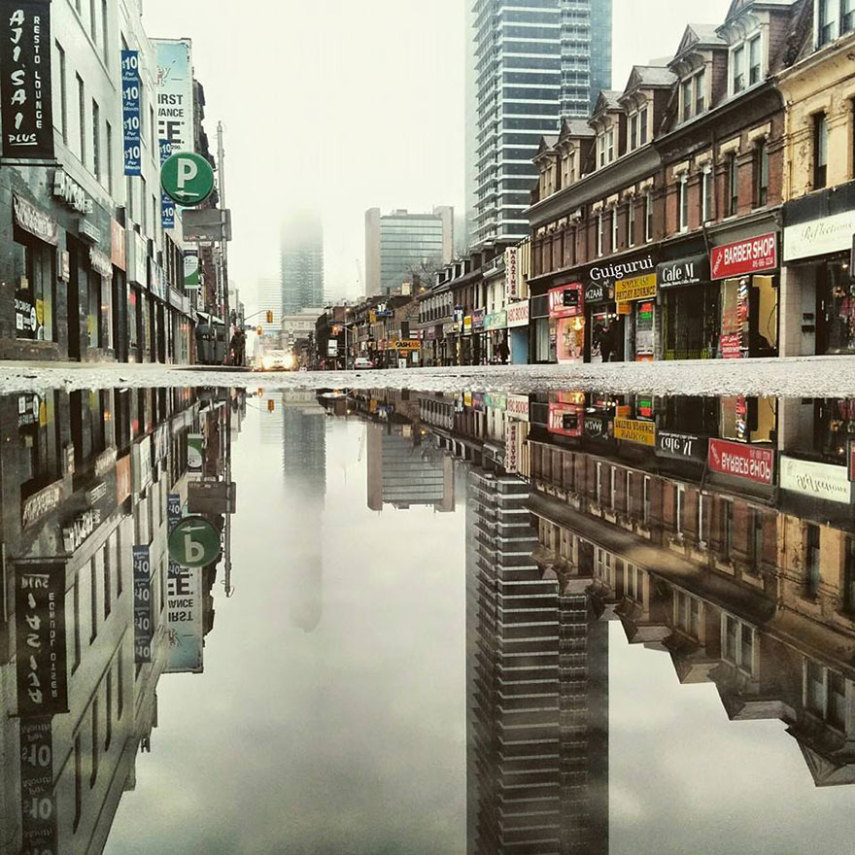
xmin=1 ymin=385 xmax=855 ymax=854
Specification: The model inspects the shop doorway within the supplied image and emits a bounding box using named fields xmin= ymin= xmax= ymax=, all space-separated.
xmin=67 ymin=241 xmax=85 ymax=360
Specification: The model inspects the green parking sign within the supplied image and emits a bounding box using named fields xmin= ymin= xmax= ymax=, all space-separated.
xmin=161 ymin=152 xmax=215 ymax=205
xmin=168 ymin=515 xmax=220 ymax=568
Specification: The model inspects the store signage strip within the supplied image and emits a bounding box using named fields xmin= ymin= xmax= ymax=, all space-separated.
xmin=615 ymin=273 xmax=657 ymax=303
xmin=0 ymin=0 xmax=54 ymax=159
xmin=614 ymin=418 xmax=656 ymax=446
xmin=710 ymin=233 xmax=777 ymax=280
xmin=708 ymin=438 xmax=774 ymax=485
xmin=780 ymin=456 xmax=852 ymax=504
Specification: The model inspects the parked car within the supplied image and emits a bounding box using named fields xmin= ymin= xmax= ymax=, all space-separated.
xmin=353 ymin=356 xmax=375 ymax=370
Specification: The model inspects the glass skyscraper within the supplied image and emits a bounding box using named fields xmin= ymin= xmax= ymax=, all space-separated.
xmin=466 ymin=0 xmax=613 ymax=249
xmin=281 ymin=211 xmax=325 ymax=314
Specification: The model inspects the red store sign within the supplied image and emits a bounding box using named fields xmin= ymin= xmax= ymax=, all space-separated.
xmin=710 ymin=233 xmax=777 ymax=280
xmin=548 ymin=283 xmax=583 ymax=318
xmin=708 ymin=439 xmax=775 ymax=485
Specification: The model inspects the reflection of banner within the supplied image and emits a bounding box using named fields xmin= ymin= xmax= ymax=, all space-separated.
xmin=708 ymin=439 xmax=775 ymax=485
xmin=0 ymin=0 xmax=54 ymax=159
xmin=506 ymin=422 xmax=520 ymax=473
xmin=614 ymin=418 xmax=656 ymax=446
xmin=121 ymin=50 xmax=141 ymax=176
xmin=19 ymin=718 xmax=57 ymax=854
xmin=133 ymin=546 xmax=153 ymax=663
xmin=548 ymin=403 xmax=583 ymax=437
xmin=15 ymin=564 xmax=68 ymax=716
xmin=168 ymin=493 xmax=182 ymax=530
xmin=183 ymin=250 xmax=201 ymax=289
xmin=166 ymin=564 xmax=203 ymax=673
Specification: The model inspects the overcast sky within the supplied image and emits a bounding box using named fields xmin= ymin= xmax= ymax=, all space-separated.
xmin=142 ymin=0 xmax=732 ymax=306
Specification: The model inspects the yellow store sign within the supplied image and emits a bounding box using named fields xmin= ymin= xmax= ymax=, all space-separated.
xmin=614 ymin=418 xmax=656 ymax=446
xmin=615 ymin=273 xmax=657 ymax=303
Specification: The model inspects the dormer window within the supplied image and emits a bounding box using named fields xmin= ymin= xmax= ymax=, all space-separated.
xmin=597 ymin=128 xmax=615 ymax=169
xmin=732 ymin=45 xmax=745 ymax=93
xmin=748 ymin=36 xmax=761 ymax=85
xmin=817 ymin=0 xmax=855 ymax=46
xmin=630 ymin=114 xmax=638 ymax=150
xmin=680 ymin=70 xmax=707 ymax=123
xmin=818 ymin=0 xmax=836 ymax=45
xmin=640 ymin=107 xmax=649 ymax=144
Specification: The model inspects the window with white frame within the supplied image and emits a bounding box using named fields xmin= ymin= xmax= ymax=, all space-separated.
xmin=630 ymin=113 xmax=638 ymax=150
xmin=698 ymin=494 xmax=709 ymax=544
xmin=611 ymin=207 xmax=618 ymax=250
xmin=597 ymin=211 xmax=604 ymax=256
xmin=818 ymin=0 xmax=837 ymax=46
xmin=596 ymin=461 xmax=603 ymax=502
xmin=695 ymin=68 xmax=706 ymax=114
xmin=640 ymin=106 xmax=649 ymax=144
xmin=701 ymin=167 xmax=713 ymax=222
xmin=732 ymin=44 xmax=745 ymax=93
xmin=844 ymin=0 xmax=855 ymax=34
xmin=679 ymin=175 xmax=689 ymax=232
xmin=748 ymin=35 xmax=762 ymax=85
xmin=645 ymin=188 xmax=653 ymax=242
xmin=610 ymin=466 xmax=617 ymax=510
xmin=643 ymin=475 xmax=652 ymax=524
xmin=675 ymin=590 xmax=701 ymax=637
xmin=628 ymin=198 xmax=636 ymax=246
xmin=607 ymin=128 xmax=614 ymax=163
xmin=722 ymin=614 xmax=756 ymax=676
xmin=681 ymin=79 xmax=692 ymax=123
xmin=805 ymin=660 xmax=848 ymax=730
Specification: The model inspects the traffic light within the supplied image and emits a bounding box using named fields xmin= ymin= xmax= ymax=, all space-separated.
xmin=266 ymin=310 xmax=274 ymax=324
xmin=257 ymin=326 xmax=263 ymax=335
xmin=267 ymin=399 xmax=275 ymax=412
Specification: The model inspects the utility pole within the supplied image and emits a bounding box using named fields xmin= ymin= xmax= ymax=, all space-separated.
xmin=217 ymin=122 xmax=230 ymax=348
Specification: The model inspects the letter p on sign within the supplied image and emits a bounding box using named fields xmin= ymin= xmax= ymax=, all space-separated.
xmin=161 ymin=152 xmax=215 ymax=206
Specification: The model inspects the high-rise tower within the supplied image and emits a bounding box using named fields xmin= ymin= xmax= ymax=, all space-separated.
xmin=466 ymin=0 xmax=613 ymax=249
xmin=281 ymin=211 xmax=325 ymax=313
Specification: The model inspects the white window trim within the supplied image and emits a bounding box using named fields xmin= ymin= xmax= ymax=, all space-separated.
xmin=611 ymin=207 xmax=618 ymax=249
xmin=679 ymin=175 xmax=689 ymax=233
xmin=597 ymin=212 xmax=604 ymax=256
xmin=644 ymin=189 xmax=653 ymax=243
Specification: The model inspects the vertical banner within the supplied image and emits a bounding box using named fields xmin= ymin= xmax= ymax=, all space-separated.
xmin=15 ymin=565 xmax=68 ymax=717
xmin=160 ymin=138 xmax=175 ymax=228
xmin=167 ymin=493 xmax=182 ymax=530
xmin=165 ymin=564 xmax=203 ymax=673
xmin=0 ymin=0 xmax=54 ymax=159
xmin=154 ymin=39 xmax=194 ymax=152
xmin=19 ymin=718 xmax=57 ymax=854
xmin=183 ymin=250 xmax=200 ymax=290
xmin=133 ymin=546 xmax=152 ymax=663
xmin=121 ymin=50 xmax=141 ymax=176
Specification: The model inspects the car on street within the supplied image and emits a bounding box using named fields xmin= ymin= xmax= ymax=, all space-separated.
xmin=353 ymin=356 xmax=375 ymax=369
xmin=255 ymin=350 xmax=295 ymax=372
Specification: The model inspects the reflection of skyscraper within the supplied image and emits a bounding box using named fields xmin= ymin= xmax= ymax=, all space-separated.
xmin=466 ymin=469 xmax=608 ymax=854
xmin=366 ymin=422 xmax=454 ymax=511
xmin=281 ymin=393 xmax=327 ymax=632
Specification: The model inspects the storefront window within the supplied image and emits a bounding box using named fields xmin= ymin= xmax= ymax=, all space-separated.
xmin=664 ymin=285 xmax=719 ymax=359
xmin=88 ymin=273 xmax=101 ymax=348
xmin=818 ymin=260 xmax=855 ymax=354
xmin=128 ymin=286 xmax=139 ymax=353
xmin=13 ymin=228 xmax=55 ymax=342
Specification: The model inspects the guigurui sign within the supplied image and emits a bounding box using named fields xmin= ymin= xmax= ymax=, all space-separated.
xmin=1 ymin=0 xmax=54 ymax=158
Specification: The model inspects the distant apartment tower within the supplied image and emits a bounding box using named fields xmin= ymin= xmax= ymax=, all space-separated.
xmin=465 ymin=0 xmax=613 ymax=248
xmin=282 ymin=212 xmax=325 ymax=313
xmin=365 ymin=207 xmax=455 ymax=296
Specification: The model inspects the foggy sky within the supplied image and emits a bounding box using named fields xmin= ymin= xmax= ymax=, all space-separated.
xmin=142 ymin=0 xmax=732 ymax=306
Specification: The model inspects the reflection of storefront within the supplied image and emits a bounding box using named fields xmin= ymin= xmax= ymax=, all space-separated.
xmin=783 ymin=203 xmax=855 ymax=356
xmin=549 ymin=283 xmax=584 ymax=364
xmin=658 ymin=254 xmax=717 ymax=360
xmin=710 ymin=232 xmax=779 ymax=359
xmin=548 ymin=392 xmax=585 ymax=437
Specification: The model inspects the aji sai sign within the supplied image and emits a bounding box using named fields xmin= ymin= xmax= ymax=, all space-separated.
xmin=0 ymin=0 xmax=54 ymax=159
xmin=710 ymin=234 xmax=777 ymax=280
xmin=780 ymin=456 xmax=852 ymax=504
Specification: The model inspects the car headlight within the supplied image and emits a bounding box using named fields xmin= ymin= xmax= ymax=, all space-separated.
xmin=283 ymin=354 xmax=296 ymax=370
xmin=262 ymin=356 xmax=274 ymax=370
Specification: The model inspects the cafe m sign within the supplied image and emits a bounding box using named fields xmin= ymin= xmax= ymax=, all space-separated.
xmin=1 ymin=1 xmax=55 ymax=159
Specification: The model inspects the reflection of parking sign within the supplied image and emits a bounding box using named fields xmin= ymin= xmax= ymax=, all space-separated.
xmin=168 ymin=516 xmax=219 ymax=568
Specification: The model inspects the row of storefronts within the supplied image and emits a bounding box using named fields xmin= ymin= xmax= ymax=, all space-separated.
xmin=2 ymin=171 xmax=197 ymax=364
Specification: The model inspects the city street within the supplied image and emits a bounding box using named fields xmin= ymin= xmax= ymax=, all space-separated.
xmin=2 ymin=354 xmax=855 ymax=397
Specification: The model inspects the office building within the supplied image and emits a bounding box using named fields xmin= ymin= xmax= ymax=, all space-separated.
xmin=364 ymin=207 xmax=455 ymax=296
xmin=281 ymin=212 xmax=324 ymax=313
xmin=466 ymin=0 xmax=613 ymax=248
